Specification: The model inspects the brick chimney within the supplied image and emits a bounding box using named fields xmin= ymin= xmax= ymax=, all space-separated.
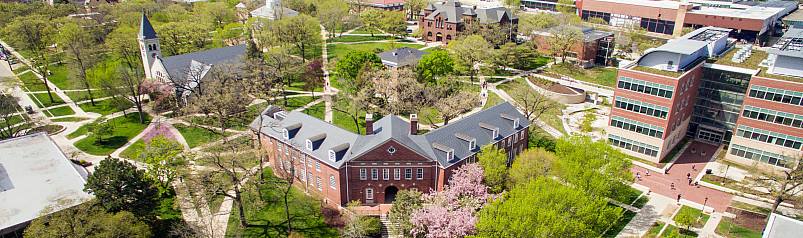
xmin=365 ymin=114 xmax=374 ymax=135
xmin=410 ymin=114 xmax=418 ymax=135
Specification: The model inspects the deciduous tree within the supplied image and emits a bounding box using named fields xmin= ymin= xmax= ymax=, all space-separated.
xmin=359 ymin=9 xmax=382 ymax=37
xmin=404 ymin=0 xmax=430 ymax=20
xmin=0 ymin=94 xmax=39 ymax=139
xmin=547 ymin=25 xmax=583 ymax=63
xmin=448 ymin=35 xmax=490 ymax=81
xmin=3 ymin=15 xmax=57 ymax=103
xmin=58 ymin=21 xmax=99 ymax=106
xmin=24 ymin=199 xmax=152 ymax=238
xmin=335 ymin=51 xmax=381 ymax=92
xmin=554 ymin=135 xmax=633 ymax=201
xmin=388 ymin=190 xmax=423 ymax=236
xmin=416 ymin=50 xmax=454 ymax=83
xmin=478 ymin=145 xmax=508 ymax=193
xmin=741 ymin=155 xmax=803 ymax=216
xmin=507 ymin=147 xmax=555 ymax=188
xmin=508 ymin=79 xmax=559 ymax=124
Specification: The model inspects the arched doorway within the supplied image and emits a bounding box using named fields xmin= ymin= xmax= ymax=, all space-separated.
xmin=384 ymin=186 xmax=399 ymax=204
xmin=436 ymin=32 xmax=443 ymax=42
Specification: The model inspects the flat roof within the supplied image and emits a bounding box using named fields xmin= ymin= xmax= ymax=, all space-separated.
xmin=589 ymin=0 xmax=796 ymax=20
xmin=764 ymin=213 xmax=803 ymax=238
xmin=767 ymin=25 xmax=803 ymax=58
xmin=0 ymin=133 xmax=92 ymax=232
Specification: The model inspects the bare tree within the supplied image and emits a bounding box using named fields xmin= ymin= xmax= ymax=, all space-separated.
xmin=181 ymin=63 xmax=251 ymax=138
xmin=546 ymin=25 xmax=584 ymax=63
xmin=508 ymin=79 xmax=559 ymax=124
xmin=741 ymin=155 xmax=803 ymax=217
xmin=194 ymin=144 xmax=256 ymax=229
xmin=332 ymin=89 xmax=374 ymax=134
xmin=0 ymin=94 xmax=41 ymax=139
xmin=433 ymin=91 xmax=476 ymax=126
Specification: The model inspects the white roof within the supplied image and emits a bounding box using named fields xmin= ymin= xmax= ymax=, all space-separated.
xmin=0 ymin=133 xmax=92 ymax=232
xmin=764 ymin=213 xmax=803 ymax=238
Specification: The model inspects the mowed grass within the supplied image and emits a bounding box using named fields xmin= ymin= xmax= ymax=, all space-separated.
xmin=17 ymin=72 xmax=49 ymax=92
xmin=65 ymin=90 xmax=107 ymax=102
xmin=41 ymin=64 xmax=77 ymax=90
xmin=326 ymin=35 xmax=397 ymax=43
xmin=675 ymin=206 xmax=710 ymax=229
xmin=483 ymin=91 xmax=504 ymax=110
xmin=47 ymin=105 xmax=76 ymax=117
xmin=173 ymin=124 xmax=229 ymax=148
xmin=30 ymin=92 xmax=65 ymax=108
xmin=51 ymin=117 xmax=90 ymax=122
xmin=602 ymin=210 xmax=637 ymax=238
xmin=225 ymin=168 xmax=339 ymax=238
xmin=544 ymin=63 xmax=619 ymax=87
xmin=349 ymin=26 xmax=380 ymax=34
xmin=78 ymin=98 xmax=133 ymax=115
xmin=327 ymin=42 xmax=425 ymax=61
xmin=119 ymin=139 xmax=146 ymax=160
xmin=661 ymin=224 xmax=698 ymax=237
xmin=73 ymin=113 xmax=152 ymax=155
xmin=716 ymin=217 xmax=761 ymax=238
xmin=643 ymin=222 xmax=666 ymax=238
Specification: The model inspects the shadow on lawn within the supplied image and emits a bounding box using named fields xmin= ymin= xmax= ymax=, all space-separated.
xmin=94 ymin=136 xmax=129 ymax=149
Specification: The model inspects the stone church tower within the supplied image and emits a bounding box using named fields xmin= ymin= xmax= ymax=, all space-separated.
xmin=138 ymin=13 xmax=161 ymax=79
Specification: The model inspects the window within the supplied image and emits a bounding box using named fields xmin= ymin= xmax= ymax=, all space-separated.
xmin=315 ymin=160 xmax=321 ymax=171
xmin=316 ymin=177 xmax=322 ymax=190
xmin=366 ymin=188 xmax=374 ymax=200
xmin=283 ymin=128 xmax=289 ymax=140
xmin=300 ymin=168 xmax=306 ymax=181
xmin=492 ymin=128 xmax=499 ymax=138
xmin=446 ymin=150 xmax=454 ymax=161
xmin=383 ymin=169 xmax=390 ymax=180
xmin=468 ymin=139 xmax=475 ymax=150
xmin=309 ymin=172 xmax=314 ymax=185
xmin=617 ymin=76 xmax=674 ymax=99
xmin=371 ymin=169 xmax=378 ymax=180
xmin=417 ymin=169 xmax=424 ymax=180
xmin=328 ymin=150 xmax=336 ymax=161
xmin=329 ymin=175 xmax=336 ymax=189
xmin=306 ymin=139 xmax=313 ymax=151
xmin=308 ymin=157 xmax=313 ymax=167
xmin=405 ymin=169 xmax=412 ymax=180
xmin=513 ymin=118 xmax=519 ymax=128
xmin=360 ymin=169 xmax=367 ymax=180
xmin=277 ymin=142 xmax=282 ymax=151
xmin=388 ymin=147 xmax=396 ymax=154
xmin=394 ymin=169 xmax=401 ymax=180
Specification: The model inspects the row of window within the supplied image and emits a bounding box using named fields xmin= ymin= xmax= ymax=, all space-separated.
xmin=735 ymin=125 xmax=803 ymax=150
xmin=298 ymin=168 xmax=337 ymax=191
xmin=608 ymin=134 xmax=660 ymax=157
xmin=610 ymin=116 xmax=665 ymax=139
xmin=360 ymin=168 xmax=424 ymax=180
xmin=729 ymin=144 xmax=792 ymax=168
xmin=617 ymin=76 xmax=675 ymax=99
xmin=614 ymin=97 xmax=670 ymax=119
xmin=741 ymin=105 xmax=803 ymax=129
xmin=748 ymin=85 xmax=803 ymax=107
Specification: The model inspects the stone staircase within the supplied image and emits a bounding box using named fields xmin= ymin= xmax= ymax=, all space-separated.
xmin=379 ymin=214 xmax=400 ymax=238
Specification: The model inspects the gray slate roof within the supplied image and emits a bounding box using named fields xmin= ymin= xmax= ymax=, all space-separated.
xmin=538 ymin=25 xmax=613 ymax=42
xmin=138 ymin=13 xmax=158 ymax=40
xmin=250 ymin=102 xmax=530 ymax=169
xmin=161 ymin=44 xmax=246 ymax=82
xmin=377 ymin=47 xmax=430 ymax=67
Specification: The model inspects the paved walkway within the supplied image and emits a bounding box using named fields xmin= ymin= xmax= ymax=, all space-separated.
xmin=486 ymin=80 xmax=564 ymax=138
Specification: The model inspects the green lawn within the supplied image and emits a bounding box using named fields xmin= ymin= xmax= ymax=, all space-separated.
xmin=716 ymin=217 xmax=762 ymax=238
xmin=614 ymin=186 xmax=643 ymax=205
xmin=65 ymin=90 xmax=107 ymax=102
xmin=675 ymin=206 xmax=710 ymax=229
xmin=304 ymin=101 xmax=326 ymax=120
xmin=249 ymin=96 xmax=319 ymax=112
xmin=47 ymin=105 xmax=76 ymax=117
xmin=327 ymin=42 xmax=425 ymax=61
xmin=333 ymin=109 xmax=366 ymax=135
xmin=31 ymin=92 xmax=65 ymax=108
xmin=483 ymin=91 xmax=505 ymax=110
xmin=12 ymin=66 xmax=28 ymax=74
xmin=42 ymin=64 xmax=77 ymax=90
xmin=78 ymin=98 xmax=133 ymax=116
xmin=73 ymin=113 xmax=152 ymax=155
xmin=287 ymin=42 xmax=324 ymax=61
xmin=285 ymin=82 xmax=324 ymax=92
xmin=225 ymin=168 xmax=339 ymax=238
xmin=173 ymin=124 xmax=228 ymax=148
xmin=644 ymin=222 xmax=666 ymax=238
xmin=349 ymin=26 xmax=381 ymax=35
xmin=119 ymin=139 xmax=146 ymax=159
xmin=510 ymin=55 xmax=552 ymax=71
xmin=51 ymin=117 xmax=90 ymax=122
xmin=17 ymin=72 xmax=49 ymax=92
xmin=661 ymin=224 xmax=698 ymax=237
xmin=326 ymin=35 xmax=397 ymax=43
xmin=544 ymin=63 xmax=618 ymax=87
xmin=423 ymin=46 xmax=447 ymax=53
xmin=201 ymin=135 xmax=252 ymax=153
xmin=602 ymin=210 xmax=637 ymax=238
xmin=632 ymin=195 xmax=650 ymax=208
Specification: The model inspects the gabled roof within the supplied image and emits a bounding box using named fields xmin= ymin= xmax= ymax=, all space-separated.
xmin=160 ymin=44 xmax=246 ymax=83
xmin=377 ymin=47 xmax=430 ymax=67
xmin=250 ymin=102 xmax=530 ymax=168
xmin=475 ymin=7 xmax=518 ymax=23
xmin=138 ymin=13 xmax=158 ymax=40
xmin=421 ymin=1 xmax=516 ymax=24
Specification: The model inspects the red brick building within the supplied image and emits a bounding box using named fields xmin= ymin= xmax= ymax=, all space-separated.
xmin=609 ymin=26 xmax=803 ymax=169
xmin=418 ymin=0 xmax=518 ymax=44
xmin=531 ymin=25 xmax=615 ymax=67
xmin=250 ymin=102 xmax=530 ymax=206
xmin=576 ymin=0 xmax=797 ymax=44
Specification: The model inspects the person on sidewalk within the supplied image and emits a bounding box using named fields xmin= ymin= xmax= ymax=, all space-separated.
xmin=671 ymin=183 xmax=675 ymax=190
xmin=646 ymin=170 xmax=649 ymax=176
xmin=677 ymin=194 xmax=681 ymax=202
xmin=687 ymin=173 xmax=691 ymax=180
xmin=688 ymin=178 xmax=692 ymax=186
xmin=636 ymin=172 xmax=641 ymax=180
xmin=692 ymin=165 xmax=696 ymax=171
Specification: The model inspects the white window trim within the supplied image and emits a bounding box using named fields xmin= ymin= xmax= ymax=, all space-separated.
xmin=446 ymin=149 xmax=454 ymax=161
xmin=417 ymin=168 xmax=423 ymax=180
xmin=360 ymin=169 xmax=367 ymax=180
xmin=394 ymin=169 xmax=401 ymax=180
xmin=366 ymin=188 xmax=374 ymax=200
xmin=383 ymin=169 xmax=390 ymax=180
xmin=308 ymin=172 xmax=314 ymax=185
xmin=316 ymin=176 xmax=322 ymax=191
xmin=493 ymin=128 xmax=499 ymax=138
xmin=283 ymin=128 xmax=289 ymax=140
xmin=371 ymin=169 xmax=378 ymax=180
xmin=328 ymin=150 xmax=336 ymax=161
xmin=329 ymin=175 xmax=336 ymax=189
xmin=315 ymin=161 xmax=321 ymax=171
xmin=468 ymin=139 xmax=476 ymax=150
xmin=405 ymin=169 xmax=412 ymax=180
xmin=306 ymin=139 xmax=313 ymax=151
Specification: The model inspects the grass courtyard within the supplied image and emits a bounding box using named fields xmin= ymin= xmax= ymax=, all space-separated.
xmin=543 ymin=63 xmax=618 ymax=88
xmin=72 ymin=113 xmax=152 ymax=155
xmin=327 ymin=42 xmax=425 ymax=61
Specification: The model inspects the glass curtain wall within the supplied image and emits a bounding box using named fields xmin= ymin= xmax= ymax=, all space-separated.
xmin=689 ymin=67 xmax=751 ymax=143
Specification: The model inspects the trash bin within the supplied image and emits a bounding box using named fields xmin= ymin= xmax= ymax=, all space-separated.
xmin=706 ymin=169 xmax=713 ymax=175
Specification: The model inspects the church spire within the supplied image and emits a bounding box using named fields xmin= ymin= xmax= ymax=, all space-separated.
xmin=138 ymin=12 xmax=158 ymax=40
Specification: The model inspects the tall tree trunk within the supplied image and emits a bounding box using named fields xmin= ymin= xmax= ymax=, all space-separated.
xmin=136 ymin=102 xmax=145 ymax=124
xmin=284 ymin=185 xmax=293 ymax=233
xmin=770 ymin=196 xmax=783 ymax=219
xmin=235 ymin=186 xmax=248 ymax=227
xmin=85 ymin=82 xmax=96 ymax=106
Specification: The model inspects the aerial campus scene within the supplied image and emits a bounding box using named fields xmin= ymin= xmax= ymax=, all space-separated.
xmin=1 ymin=0 xmax=803 ymax=237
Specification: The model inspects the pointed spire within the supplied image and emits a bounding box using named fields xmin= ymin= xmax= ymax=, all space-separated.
xmin=138 ymin=12 xmax=158 ymax=40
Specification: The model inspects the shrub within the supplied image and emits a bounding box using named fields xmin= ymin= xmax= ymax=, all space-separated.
xmin=361 ymin=216 xmax=382 ymax=237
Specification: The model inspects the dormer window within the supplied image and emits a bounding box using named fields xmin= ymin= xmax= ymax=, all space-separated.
xmin=513 ymin=118 xmax=519 ymax=129
xmin=469 ymin=139 xmax=476 ymax=150
xmin=283 ymin=128 xmax=289 ymax=140
xmin=493 ymin=128 xmax=499 ymax=138
xmin=328 ymin=150 xmax=336 ymax=161
xmin=306 ymin=139 xmax=313 ymax=151
xmin=480 ymin=122 xmax=499 ymax=139
xmin=447 ymin=150 xmax=454 ymax=161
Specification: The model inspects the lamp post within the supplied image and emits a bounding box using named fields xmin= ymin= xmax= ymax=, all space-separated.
xmin=700 ymin=197 xmax=708 ymax=219
xmin=723 ymin=165 xmax=730 ymax=185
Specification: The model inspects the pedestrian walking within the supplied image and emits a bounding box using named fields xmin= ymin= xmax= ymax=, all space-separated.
xmin=694 ymin=181 xmax=698 ymax=187
xmin=688 ymin=178 xmax=692 ymax=185
xmin=677 ymin=194 xmax=682 ymax=202
xmin=646 ymin=170 xmax=649 ymax=176
xmin=665 ymin=168 xmax=669 ymax=174
xmin=671 ymin=183 xmax=675 ymax=190
xmin=687 ymin=173 xmax=691 ymax=180
xmin=637 ymin=172 xmax=641 ymax=180
xmin=692 ymin=165 xmax=696 ymax=171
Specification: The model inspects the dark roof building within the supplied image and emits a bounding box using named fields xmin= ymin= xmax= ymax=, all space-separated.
xmin=531 ymin=25 xmax=616 ymax=67
xmin=377 ymin=47 xmax=430 ymax=69
xmin=418 ymin=0 xmax=518 ymax=44
xmin=250 ymin=102 xmax=531 ymax=206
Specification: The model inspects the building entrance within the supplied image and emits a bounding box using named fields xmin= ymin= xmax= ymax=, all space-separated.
xmin=384 ymin=186 xmax=398 ymax=204
xmin=697 ymin=126 xmax=723 ymax=144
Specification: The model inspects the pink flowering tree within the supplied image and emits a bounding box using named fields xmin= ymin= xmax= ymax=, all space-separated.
xmin=410 ymin=163 xmax=494 ymax=238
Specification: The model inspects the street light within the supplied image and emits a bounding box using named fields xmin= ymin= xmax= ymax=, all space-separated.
xmin=700 ymin=197 xmax=708 ymax=219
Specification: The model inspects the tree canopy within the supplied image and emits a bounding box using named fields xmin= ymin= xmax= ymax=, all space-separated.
xmin=84 ymin=157 xmax=159 ymax=217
